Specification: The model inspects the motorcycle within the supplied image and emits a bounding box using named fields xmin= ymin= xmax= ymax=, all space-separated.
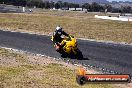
xmin=51 ymin=35 xmax=83 ymax=59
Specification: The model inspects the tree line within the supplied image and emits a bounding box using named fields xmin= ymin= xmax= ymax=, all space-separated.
xmin=0 ymin=0 xmax=132 ymax=13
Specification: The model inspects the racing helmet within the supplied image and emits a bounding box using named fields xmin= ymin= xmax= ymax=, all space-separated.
xmin=56 ymin=26 xmax=62 ymax=31
xmin=55 ymin=26 xmax=63 ymax=35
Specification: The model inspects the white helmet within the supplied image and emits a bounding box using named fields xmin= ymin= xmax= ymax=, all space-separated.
xmin=56 ymin=26 xmax=62 ymax=31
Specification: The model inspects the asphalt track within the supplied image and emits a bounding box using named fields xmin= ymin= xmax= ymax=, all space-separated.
xmin=0 ymin=30 xmax=132 ymax=75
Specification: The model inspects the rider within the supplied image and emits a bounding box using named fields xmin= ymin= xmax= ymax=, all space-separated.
xmin=53 ymin=25 xmax=69 ymax=51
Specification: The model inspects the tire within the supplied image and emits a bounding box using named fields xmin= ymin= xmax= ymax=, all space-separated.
xmin=76 ymin=75 xmax=87 ymax=85
xmin=76 ymin=49 xmax=83 ymax=59
xmin=58 ymin=50 xmax=68 ymax=58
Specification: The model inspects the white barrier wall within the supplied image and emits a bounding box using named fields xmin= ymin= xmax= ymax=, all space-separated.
xmin=95 ymin=15 xmax=132 ymax=22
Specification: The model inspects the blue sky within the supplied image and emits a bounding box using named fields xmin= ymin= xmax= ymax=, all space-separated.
xmin=108 ymin=0 xmax=132 ymax=2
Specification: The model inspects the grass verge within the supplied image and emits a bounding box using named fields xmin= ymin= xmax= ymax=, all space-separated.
xmin=0 ymin=48 xmax=113 ymax=88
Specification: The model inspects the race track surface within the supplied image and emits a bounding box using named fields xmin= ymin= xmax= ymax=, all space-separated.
xmin=0 ymin=30 xmax=132 ymax=75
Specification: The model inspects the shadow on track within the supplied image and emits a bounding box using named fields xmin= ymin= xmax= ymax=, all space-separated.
xmin=61 ymin=55 xmax=89 ymax=60
xmin=60 ymin=50 xmax=89 ymax=60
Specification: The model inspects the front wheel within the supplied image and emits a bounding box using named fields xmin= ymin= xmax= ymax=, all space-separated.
xmin=75 ymin=49 xmax=83 ymax=59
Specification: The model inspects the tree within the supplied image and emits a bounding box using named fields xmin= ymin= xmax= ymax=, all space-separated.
xmin=121 ymin=6 xmax=131 ymax=13
xmin=55 ymin=2 xmax=60 ymax=9
xmin=91 ymin=2 xmax=100 ymax=12
xmin=63 ymin=2 xmax=69 ymax=8
xmin=50 ymin=1 xmax=55 ymax=9
xmin=75 ymin=4 xmax=79 ymax=8
xmin=82 ymin=3 xmax=91 ymax=11
xmin=57 ymin=1 xmax=63 ymax=9
xmin=104 ymin=4 xmax=112 ymax=12
xmin=44 ymin=1 xmax=50 ymax=9
xmin=68 ymin=3 xmax=74 ymax=8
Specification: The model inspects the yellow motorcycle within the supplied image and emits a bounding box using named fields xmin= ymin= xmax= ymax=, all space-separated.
xmin=51 ymin=35 xmax=83 ymax=59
